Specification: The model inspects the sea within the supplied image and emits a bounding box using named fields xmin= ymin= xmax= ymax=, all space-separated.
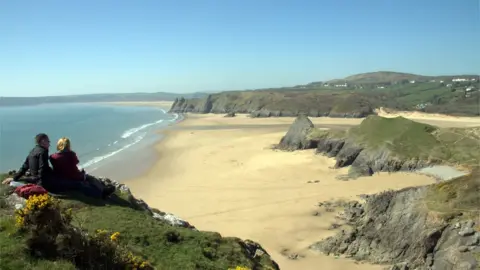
xmin=0 ymin=103 xmax=180 ymax=181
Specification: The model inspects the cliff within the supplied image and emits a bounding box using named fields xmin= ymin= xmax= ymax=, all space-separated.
xmin=169 ymin=91 xmax=377 ymax=118
xmin=169 ymin=71 xmax=480 ymax=117
xmin=310 ymin=171 xmax=480 ymax=269
xmin=0 ymin=173 xmax=279 ymax=270
xmin=308 ymin=116 xmax=480 ymax=178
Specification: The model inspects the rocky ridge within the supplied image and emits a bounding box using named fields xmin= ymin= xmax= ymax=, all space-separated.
xmin=310 ymin=184 xmax=480 ymax=270
xmin=169 ymin=93 xmax=375 ymax=118
xmin=315 ymin=138 xmax=436 ymax=178
xmin=276 ymin=115 xmax=451 ymax=179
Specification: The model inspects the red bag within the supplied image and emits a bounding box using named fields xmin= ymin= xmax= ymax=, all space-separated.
xmin=15 ymin=184 xmax=48 ymax=199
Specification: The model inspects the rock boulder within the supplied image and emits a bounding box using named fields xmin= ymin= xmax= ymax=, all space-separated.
xmin=277 ymin=114 xmax=317 ymax=150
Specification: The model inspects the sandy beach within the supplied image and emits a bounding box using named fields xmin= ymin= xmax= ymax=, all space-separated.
xmin=123 ymin=112 xmax=480 ymax=270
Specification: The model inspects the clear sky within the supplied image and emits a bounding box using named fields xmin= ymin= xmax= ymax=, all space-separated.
xmin=1 ymin=0 xmax=479 ymax=97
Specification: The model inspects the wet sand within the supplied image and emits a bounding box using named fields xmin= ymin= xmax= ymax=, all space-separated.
xmin=125 ymin=114 xmax=465 ymax=269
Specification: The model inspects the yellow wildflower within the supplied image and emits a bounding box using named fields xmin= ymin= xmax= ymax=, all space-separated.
xmin=228 ymin=267 xmax=251 ymax=270
xmin=110 ymin=232 xmax=120 ymax=241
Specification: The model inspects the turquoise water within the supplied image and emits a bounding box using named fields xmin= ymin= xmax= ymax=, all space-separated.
xmin=0 ymin=103 xmax=180 ymax=180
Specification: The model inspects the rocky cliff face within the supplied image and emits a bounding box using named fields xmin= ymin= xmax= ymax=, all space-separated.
xmin=310 ymin=186 xmax=480 ymax=270
xmin=316 ymin=138 xmax=435 ymax=178
xmin=169 ymin=92 xmax=375 ymax=118
xmin=277 ymin=115 xmax=318 ymax=150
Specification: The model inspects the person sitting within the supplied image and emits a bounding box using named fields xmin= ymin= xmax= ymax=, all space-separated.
xmin=49 ymin=137 xmax=115 ymax=199
xmin=2 ymin=133 xmax=53 ymax=186
xmin=49 ymin=137 xmax=85 ymax=181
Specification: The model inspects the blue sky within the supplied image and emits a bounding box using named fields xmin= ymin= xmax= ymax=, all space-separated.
xmin=1 ymin=0 xmax=479 ymax=97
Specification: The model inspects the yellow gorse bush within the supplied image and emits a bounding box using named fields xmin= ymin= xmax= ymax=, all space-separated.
xmin=110 ymin=232 xmax=120 ymax=241
xmin=10 ymin=193 xmax=154 ymax=269
xmin=15 ymin=193 xmax=56 ymax=227
xmin=91 ymin=229 xmax=151 ymax=269
xmin=228 ymin=267 xmax=251 ymax=270
xmin=126 ymin=251 xmax=150 ymax=269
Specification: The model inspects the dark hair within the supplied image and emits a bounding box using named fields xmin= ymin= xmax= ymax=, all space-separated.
xmin=35 ymin=133 xmax=49 ymax=145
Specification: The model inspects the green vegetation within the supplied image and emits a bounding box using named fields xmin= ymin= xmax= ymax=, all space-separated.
xmin=309 ymin=116 xmax=480 ymax=168
xmin=425 ymin=170 xmax=480 ymax=221
xmin=347 ymin=116 xmax=439 ymax=159
xmin=172 ymin=71 xmax=479 ymax=116
xmin=0 ymin=180 xmax=276 ymax=270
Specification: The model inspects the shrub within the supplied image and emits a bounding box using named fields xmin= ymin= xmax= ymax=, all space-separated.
xmin=14 ymin=194 xmax=153 ymax=270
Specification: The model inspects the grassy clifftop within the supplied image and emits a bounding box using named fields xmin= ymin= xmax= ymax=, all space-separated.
xmin=170 ymin=71 xmax=479 ymax=117
xmin=0 ymin=177 xmax=278 ymax=270
xmin=426 ymin=170 xmax=480 ymax=221
xmin=312 ymin=116 xmax=480 ymax=169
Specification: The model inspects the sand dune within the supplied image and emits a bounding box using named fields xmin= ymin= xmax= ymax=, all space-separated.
xmin=126 ymin=114 xmax=477 ymax=269
xmin=375 ymin=107 xmax=480 ymax=127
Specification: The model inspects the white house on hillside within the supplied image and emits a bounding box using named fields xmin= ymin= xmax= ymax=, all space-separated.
xmin=466 ymin=86 xmax=476 ymax=92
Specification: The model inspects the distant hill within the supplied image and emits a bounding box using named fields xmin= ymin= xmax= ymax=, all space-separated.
xmin=0 ymin=92 xmax=210 ymax=107
xmin=170 ymin=71 xmax=480 ymax=117
xmin=318 ymin=71 xmax=477 ymax=85
xmin=327 ymin=71 xmax=429 ymax=84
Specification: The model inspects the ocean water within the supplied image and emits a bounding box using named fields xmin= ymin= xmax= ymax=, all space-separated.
xmin=0 ymin=103 xmax=180 ymax=181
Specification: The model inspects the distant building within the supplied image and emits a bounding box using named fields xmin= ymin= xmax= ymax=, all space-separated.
xmin=446 ymin=84 xmax=453 ymax=87
xmin=410 ymin=80 xmax=416 ymax=83
xmin=466 ymin=86 xmax=476 ymax=92
xmin=452 ymin=78 xmax=468 ymax=82
xmin=335 ymin=83 xmax=348 ymax=87
xmin=377 ymin=86 xmax=385 ymax=89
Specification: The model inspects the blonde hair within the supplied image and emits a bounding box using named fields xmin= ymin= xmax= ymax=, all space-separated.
xmin=57 ymin=137 xmax=71 ymax=151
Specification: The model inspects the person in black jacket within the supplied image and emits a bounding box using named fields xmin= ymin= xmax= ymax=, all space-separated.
xmin=2 ymin=133 xmax=114 ymax=199
xmin=2 ymin=133 xmax=53 ymax=185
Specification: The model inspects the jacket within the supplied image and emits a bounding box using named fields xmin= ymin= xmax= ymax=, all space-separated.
xmin=50 ymin=150 xmax=84 ymax=181
xmin=13 ymin=145 xmax=53 ymax=184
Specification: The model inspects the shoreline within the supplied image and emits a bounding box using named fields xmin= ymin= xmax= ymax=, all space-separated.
xmin=79 ymin=103 xmax=182 ymax=182
xmin=125 ymin=114 xmax=455 ymax=270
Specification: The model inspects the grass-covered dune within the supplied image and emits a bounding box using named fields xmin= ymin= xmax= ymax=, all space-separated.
xmin=0 ymin=175 xmax=279 ymax=270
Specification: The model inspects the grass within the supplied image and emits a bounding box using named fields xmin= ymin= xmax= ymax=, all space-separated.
xmin=0 ymin=180 xmax=277 ymax=270
xmin=172 ymin=72 xmax=480 ymax=116
xmin=310 ymin=116 xmax=480 ymax=168
xmin=425 ymin=170 xmax=480 ymax=221
xmin=347 ymin=116 xmax=439 ymax=159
